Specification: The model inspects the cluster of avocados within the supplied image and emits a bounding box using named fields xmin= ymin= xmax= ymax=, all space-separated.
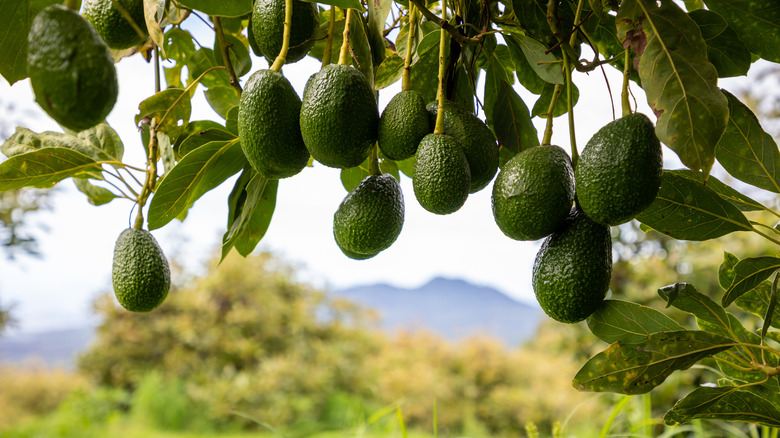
xmin=492 ymin=113 xmax=663 ymax=323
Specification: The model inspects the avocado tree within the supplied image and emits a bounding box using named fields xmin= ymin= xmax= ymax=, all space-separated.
xmin=1 ymin=0 xmax=780 ymax=429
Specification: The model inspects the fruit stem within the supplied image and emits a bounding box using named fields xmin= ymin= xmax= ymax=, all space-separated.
xmin=269 ymin=0 xmax=294 ymax=73
xmin=368 ymin=145 xmax=381 ymax=175
xmin=214 ymin=17 xmax=244 ymax=94
xmin=401 ymin=4 xmax=417 ymax=92
xmin=322 ymin=6 xmax=338 ymax=68
xmin=154 ymin=45 xmax=161 ymax=93
xmin=338 ymin=8 xmax=353 ymax=66
xmin=622 ymin=48 xmax=631 ymax=117
xmin=433 ymin=0 xmax=448 ymax=136
xmin=563 ymin=51 xmax=577 ymax=168
xmin=63 ymin=0 xmax=79 ymax=10
xmin=541 ymin=84 xmax=563 ymax=145
xmin=133 ymin=118 xmax=160 ymax=230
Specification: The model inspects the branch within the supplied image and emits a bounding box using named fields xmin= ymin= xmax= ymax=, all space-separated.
xmin=213 ymin=17 xmax=243 ymax=95
xmin=407 ymin=0 xmax=484 ymax=46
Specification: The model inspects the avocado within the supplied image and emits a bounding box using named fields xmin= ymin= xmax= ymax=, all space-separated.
xmin=532 ymin=207 xmax=612 ymax=323
xmin=251 ymin=0 xmax=318 ymax=64
xmin=333 ymin=173 xmax=404 ymax=259
xmin=378 ymin=90 xmax=431 ymax=161
xmin=83 ymin=0 xmax=148 ymax=50
xmin=300 ymin=64 xmax=379 ymax=168
xmin=575 ymin=113 xmax=663 ymax=226
xmin=413 ymin=133 xmax=471 ymax=215
xmin=112 ymin=228 xmax=171 ymax=312
xmin=426 ymin=101 xmax=499 ymax=193
xmin=238 ymin=69 xmax=309 ymax=179
xmin=27 ymin=5 xmax=118 ymax=132
xmin=491 ymin=145 xmax=574 ymax=240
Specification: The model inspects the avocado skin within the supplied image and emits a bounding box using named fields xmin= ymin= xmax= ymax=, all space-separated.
xmin=426 ymin=101 xmax=499 ymax=193
xmin=378 ymin=90 xmax=431 ymax=161
xmin=334 ymin=174 xmax=404 ymax=259
xmin=83 ymin=0 xmax=148 ymax=49
xmin=575 ymin=113 xmax=662 ymax=226
xmin=27 ymin=5 xmax=118 ymax=132
xmin=492 ymin=145 xmax=574 ymax=241
xmin=532 ymin=207 xmax=612 ymax=324
xmin=112 ymin=228 xmax=171 ymax=313
xmin=252 ymin=0 xmax=318 ymax=64
xmin=300 ymin=64 xmax=379 ymax=168
xmin=413 ymin=133 xmax=471 ymax=215
xmin=239 ymin=69 xmax=309 ymax=179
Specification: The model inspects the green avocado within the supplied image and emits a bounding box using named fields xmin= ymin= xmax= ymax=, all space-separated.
xmin=83 ymin=0 xmax=148 ymax=50
xmin=251 ymin=0 xmax=318 ymax=64
xmin=426 ymin=101 xmax=499 ymax=193
xmin=238 ymin=69 xmax=309 ymax=179
xmin=333 ymin=174 xmax=404 ymax=259
xmin=575 ymin=113 xmax=663 ymax=226
xmin=491 ymin=145 xmax=574 ymax=240
xmin=112 ymin=228 xmax=171 ymax=313
xmin=300 ymin=64 xmax=379 ymax=168
xmin=378 ymin=90 xmax=431 ymax=161
xmin=413 ymin=133 xmax=471 ymax=215
xmin=532 ymin=207 xmax=612 ymax=324
xmin=27 ymin=5 xmax=118 ymax=132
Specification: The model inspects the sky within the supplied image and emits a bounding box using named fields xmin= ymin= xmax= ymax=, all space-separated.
xmin=0 ymin=14 xmax=767 ymax=333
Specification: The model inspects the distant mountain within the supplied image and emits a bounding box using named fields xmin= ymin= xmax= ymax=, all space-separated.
xmin=0 ymin=326 xmax=95 ymax=369
xmin=330 ymin=277 xmax=542 ymax=346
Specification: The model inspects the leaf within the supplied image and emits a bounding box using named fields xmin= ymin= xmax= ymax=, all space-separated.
xmin=347 ymin=9 xmax=374 ymax=87
xmin=0 ymin=148 xmax=102 ymax=190
xmin=483 ymin=66 xmax=538 ymax=161
xmin=143 ymin=0 xmax=166 ymax=56
xmin=212 ymin=33 xmax=251 ymax=78
xmin=702 ymin=0 xmax=780 ymax=63
xmin=665 ymin=386 xmax=780 ymax=427
xmin=573 ymin=330 xmax=735 ymax=395
xmin=340 ymin=157 xmax=372 ymax=192
xmin=374 ymin=54 xmax=404 ymax=89
xmin=0 ymin=0 xmax=59 ymax=84
xmin=617 ymin=0 xmax=729 ymax=176
xmin=689 ymin=10 xmax=751 ymax=78
xmin=187 ymin=49 xmax=232 ymax=89
xmin=674 ymin=169 xmax=766 ymax=212
xmin=76 ymin=124 xmax=125 ymax=166
xmin=723 ymin=257 xmax=780 ymax=307
xmin=1 ymin=125 xmax=123 ymax=166
xmin=366 ymin=0 xmax=392 ymax=67
xmin=226 ymin=106 xmax=239 ymax=136
xmin=736 ymin=280 xmax=780 ymax=330
xmin=73 ymin=178 xmax=117 ymax=206
xmin=409 ymin=42 xmax=440 ymax=106
xmin=636 ymin=170 xmax=753 ymax=241
xmin=532 ymin=82 xmax=579 ymax=118
xmin=175 ymin=0 xmax=252 ymax=17
xmin=719 ymin=251 xmax=740 ymax=290
xmin=514 ymin=35 xmax=564 ymax=85
xmin=715 ymin=91 xmax=780 ymax=193
xmin=178 ymin=127 xmax=236 ymax=157
xmin=587 ymin=300 xmax=685 ymax=344
xmin=762 ymin=275 xmax=779 ymax=339
xmin=204 ymin=86 xmax=240 ymax=119
xmin=135 ymin=88 xmax=192 ymax=139
xmin=505 ymin=36 xmax=546 ymax=95
xmin=156 ymin=131 xmax=175 ymax=177
xmin=302 ymin=0 xmax=360 ymax=10
xmin=221 ymin=168 xmax=278 ymax=260
xmin=511 ymin=0 xmax=554 ymax=44
xmin=147 ymin=139 xmax=246 ymax=229
xmin=485 ymin=45 xmax=514 ymax=85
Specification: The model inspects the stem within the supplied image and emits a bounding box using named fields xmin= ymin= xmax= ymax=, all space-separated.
xmin=322 ymin=6 xmax=337 ymax=68
xmin=753 ymin=228 xmax=780 ymax=246
xmin=154 ymin=46 xmax=161 ymax=93
xmin=622 ymin=48 xmax=631 ymax=117
xmin=338 ymin=8 xmax=353 ymax=66
xmin=214 ymin=17 xmax=243 ymax=94
xmin=63 ymin=0 xmax=79 ymax=10
xmin=133 ymin=119 xmax=160 ymax=230
xmin=433 ymin=0 xmax=448 ymax=136
xmin=401 ymin=5 xmax=417 ymax=91
xmin=714 ymin=355 xmax=755 ymax=372
xmin=752 ymin=221 xmax=780 ymax=236
xmin=407 ymin=0 xmax=483 ymax=45
xmin=269 ymin=0 xmax=294 ymax=72
xmin=541 ymin=84 xmax=563 ymax=145
xmin=368 ymin=145 xmax=380 ymax=175
xmin=563 ymin=51 xmax=577 ymax=168
xmin=158 ymin=66 xmax=227 ymax=126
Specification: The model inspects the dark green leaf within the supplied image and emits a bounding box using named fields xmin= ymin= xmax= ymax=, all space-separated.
xmin=689 ymin=10 xmax=750 ymax=78
xmin=147 ymin=139 xmax=246 ymax=230
xmin=379 ymin=159 xmax=400 ymax=181
xmin=719 ymin=251 xmax=740 ymax=290
xmin=636 ymin=170 xmax=753 ymax=241
xmin=0 ymin=148 xmax=102 ymax=190
xmin=73 ymin=178 xmax=117 ymax=206
xmin=486 ymin=45 xmax=515 ymax=85
xmin=484 ymin=67 xmax=538 ymax=161
xmin=222 ymin=168 xmax=278 ymax=259
xmin=674 ymin=169 xmax=766 ymax=212
xmin=212 ymin=33 xmax=251 ymax=78
xmin=409 ymin=42 xmax=440 ymax=106
xmin=175 ymin=0 xmax=251 ymax=17
xmin=374 ymin=54 xmax=404 ymax=89
xmin=532 ymin=82 xmax=579 ymax=118
xmin=340 ymin=156 xmax=372 ymax=192
xmin=505 ymin=36 xmax=546 ymax=95
xmin=716 ymin=91 xmax=780 ymax=193
xmin=204 ymin=86 xmax=240 ymax=119
xmin=396 ymin=156 xmax=414 ymax=178
xmin=587 ymin=300 xmax=685 ymax=344
xmin=366 ymin=0 xmax=391 ymax=67
xmin=702 ymin=0 xmax=780 ymax=63
xmin=0 ymin=0 xmax=59 ymax=84
xmin=514 ymin=35 xmax=563 ymax=85
xmin=573 ymin=330 xmax=735 ymax=395
xmin=135 ymin=88 xmax=192 ymax=139
xmin=762 ymin=275 xmax=779 ymax=339
xmin=665 ymin=386 xmax=780 ymax=427
xmin=723 ymin=257 xmax=780 ymax=307
xmin=617 ymin=0 xmax=729 ymax=176
xmin=736 ymin=280 xmax=780 ymax=330
xmin=511 ymin=0 xmax=554 ymax=43
xmin=302 ymin=0 xmax=360 ymax=10
xmin=347 ymin=9 xmax=374 ymax=87
xmin=178 ymin=128 xmax=236 ymax=157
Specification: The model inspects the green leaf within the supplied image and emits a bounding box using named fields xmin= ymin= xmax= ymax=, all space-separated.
xmin=0 ymin=148 xmax=102 ymax=190
xmin=736 ymin=280 xmax=780 ymax=330
xmin=156 ymin=131 xmax=175 ymax=177
xmin=0 ymin=0 xmax=59 ymax=84
xmin=484 ymin=66 xmax=538 ymax=161
xmin=212 ymin=33 xmax=251 ymax=78
xmin=762 ymin=275 xmax=779 ymax=339
xmin=366 ymin=0 xmax=391 ymax=67
xmin=587 ymin=300 xmax=685 ymax=344
xmin=409 ymin=41 xmax=440 ymax=106
xmin=73 ymin=178 xmax=117 ymax=206
xmin=226 ymin=106 xmax=239 ymax=136
xmin=76 ymin=124 xmax=125 ymax=166
xmin=674 ymin=169 xmax=766 ymax=212
xmin=347 ymin=9 xmax=374 ymax=87
xmin=689 ymin=10 xmax=751 ymax=78
xmin=302 ymin=0 xmax=360 ymax=10
xmin=702 ymin=0 xmax=780 ymax=63
xmin=340 ymin=157 xmax=372 ymax=192
xmin=221 ymin=169 xmax=278 ymax=259
xmin=204 ymin=86 xmax=240 ymax=119
xmin=505 ymin=36 xmax=546 ymax=95
xmin=514 ymin=35 xmax=564 ymax=85
xmin=617 ymin=0 xmax=729 ymax=176
xmin=178 ymin=127 xmax=236 ymax=157
xmin=636 ymin=170 xmax=753 ymax=241
xmin=573 ymin=330 xmax=735 ymax=395
xmin=135 ymin=88 xmax=192 ymax=139
xmin=174 ymin=0 xmax=251 ymax=17
xmin=1 ymin=125 xmax=123 ymax=166
xmin=511 ymin=0 xmax=554 ymax=44
xmin=716 ymin=91 xmax=780 ymax=193
xmin=723 ymin=257 xmax=780 ymax=307
xmin=719 ymin=252 xmax=740 ymax=290
xmin=485 ymin=45 xmax=515 ymax=85
xmin=532 ymin=82 xmax=579 ymax=118
xmin=665 ymin=386 xmax=780 ymax=427
xmin=188 ymin=49 xmax=232 ymax=89
xmin=147 ymin=139 xmax=246 ymax=230
xmin=374 ymin=54 xmax=404 ymax=89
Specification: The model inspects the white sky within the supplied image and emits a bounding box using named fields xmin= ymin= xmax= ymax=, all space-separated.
xmin=0 ymin=15 xmax=766 ymax=333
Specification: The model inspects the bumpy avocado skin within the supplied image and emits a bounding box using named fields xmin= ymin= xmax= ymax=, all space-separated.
xmin=27 ymin=5 xmax=118 ymax=132
xmin=83 ymin=0 xmax=148 ymax=49
xmin=426 ymin=101 xmax=499 ymax=193
xmin=239 ymin=69 xmax=309 ymax=179
xmin=112 ymin=229 xmax=171 ymax=313
xmin=378 ymin=90 xmax=431 ymax=161
xmin=252 ymin=0 xmax=318 ymax=64
xmin=492 ymin=145 xmax=574 ymax=241
xmin=413 ymin=133 xmax=471 ymax=215
xmin=532 ymin=207 xmax=612 ymax=324
xmin=333 ymin=174 xmax=405 ymax=259
xmin=575 ymin=113 xmax=663 ymax=226
xmin=300 ymin=64 xmax=379 ymax=168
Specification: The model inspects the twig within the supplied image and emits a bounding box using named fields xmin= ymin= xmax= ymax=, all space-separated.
xmin=213 ymin=17 xmax=243 ymax=94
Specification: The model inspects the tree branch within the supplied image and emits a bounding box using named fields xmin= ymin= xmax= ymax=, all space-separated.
xmin=407 ymin=0 xmax=484 ymax=46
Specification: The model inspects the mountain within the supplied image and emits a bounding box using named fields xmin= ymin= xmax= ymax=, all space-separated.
xmin=0 ymin=326 xmax=95 ymax=369
xmin=330 ymin=277 xmax=542 ymax=345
